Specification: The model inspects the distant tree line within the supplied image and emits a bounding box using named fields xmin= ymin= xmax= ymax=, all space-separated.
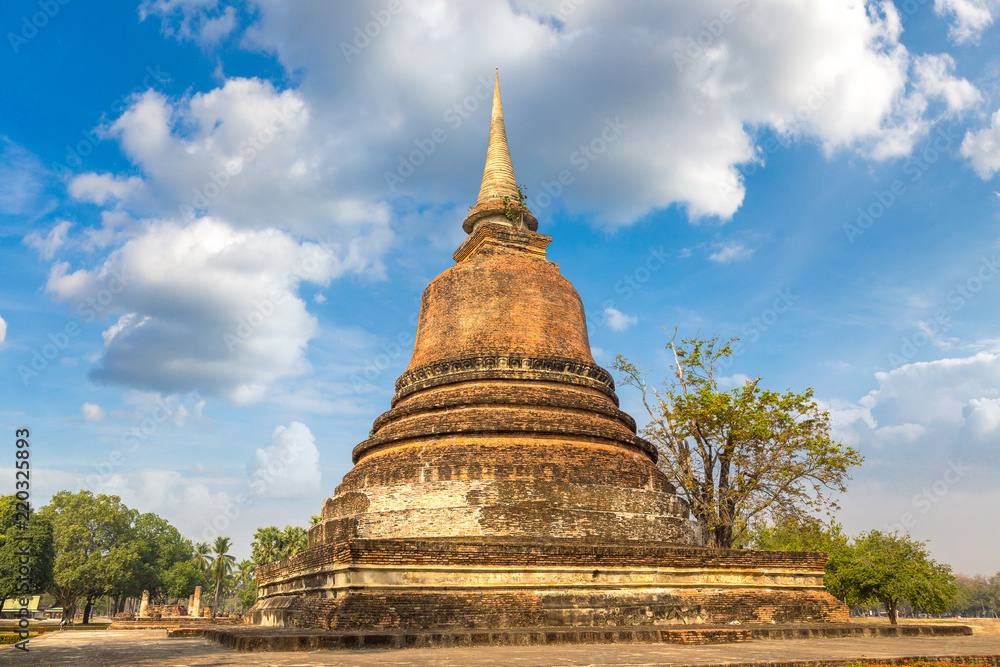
xmin=748 ymin=516 xmax=994 ymax=624
xmin=0 ymin=491 xmax=255 ymax=623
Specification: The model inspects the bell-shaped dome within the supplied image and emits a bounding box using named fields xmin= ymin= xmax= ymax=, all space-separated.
xmin=310 ymin=72 xmax=692 ymax=551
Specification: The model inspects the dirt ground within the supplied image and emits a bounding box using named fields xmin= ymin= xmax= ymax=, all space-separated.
xmin=3 ymin=626 xmax=1000 ymax=667
xmin=852 ymin=617 xmax=1000 ymax=635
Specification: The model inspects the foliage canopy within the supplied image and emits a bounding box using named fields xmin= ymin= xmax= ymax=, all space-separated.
xmin=615 ymin=332 xmax=864 ymax=548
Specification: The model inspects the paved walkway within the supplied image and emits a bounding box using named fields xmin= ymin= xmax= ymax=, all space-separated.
xmin=4 ymin=629 xmax=1000 ymax=666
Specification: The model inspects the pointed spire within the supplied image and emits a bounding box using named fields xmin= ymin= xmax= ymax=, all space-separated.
xmin=461 ymin=70 xmax=537 ymax=235
xmin=474 ymin=69 xmax=520 ymax=208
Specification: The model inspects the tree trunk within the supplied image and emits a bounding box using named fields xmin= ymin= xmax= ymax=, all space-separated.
xmin=214 ymin=577 xmax=222 ymax=614
xmin=886 ymin=599 xmax=898 ymax=625
xmin=63 ymin=601 xmax=75 ymax=623
xmin=82 ymin=596 xmax=94 ymax=624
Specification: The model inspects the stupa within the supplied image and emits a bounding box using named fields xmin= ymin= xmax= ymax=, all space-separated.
xmin=249 ymin=73 xmax=848 ymax=633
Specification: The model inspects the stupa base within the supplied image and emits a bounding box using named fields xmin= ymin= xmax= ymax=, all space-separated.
xmin=247 ymin=536 xmax=848 ymax=631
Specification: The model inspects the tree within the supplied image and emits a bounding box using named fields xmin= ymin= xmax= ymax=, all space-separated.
xmin=235 ymin=559 xmax=257 ymax=611
xmin=130 ymin=513 xmax=193 ymax=603
xmin=251 ymin=526 xmax=282 ymax=567
xmin=825 ymin=530 xmax=957 ymax=624
xmin=0 ymin=495 xmax=55 ymax=612
xmin=949 ymin=573 xmax=998 ymax=618
xmin=38 ymin=491 xmax=137 ymax=623
xmin=192 ymin=542 xmax=212 ymax=573
xmin=614 ymin=332 xmax=864 ymax=548
xmin=209 ymin=536 xmax=235 ymax=612
xmin=251 ymin=524 xmax=308 ymax=567
xmin=746 ymin=515 xmax=850 ymax=598
xmin=162 ymin=559 xmax=208 ymax=602
xmin=747 ymin=515 xmax=849 ymax=554
xmin=278 ymin=525 xmax=308 ymax=559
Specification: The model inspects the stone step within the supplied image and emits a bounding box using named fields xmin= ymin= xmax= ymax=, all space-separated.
xmin=167 ymin=623 xmax=971 ymax=653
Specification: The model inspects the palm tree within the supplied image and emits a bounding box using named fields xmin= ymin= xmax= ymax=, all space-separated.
xmin=210 ymin=536 xmax=236 ymax=613
xmin=192 ymin=542 xmax=212 ymax=573
xmin=279 ymin=525 xmax=308 ymax=559
xmin=236 ymin=559 xmax=255 ymax=589
xmin=251 ymin=526 xmax=282 ymax=566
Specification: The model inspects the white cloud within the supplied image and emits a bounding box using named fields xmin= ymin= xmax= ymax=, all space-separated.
xmin=139 ymin=0 xmax=239 ymax=48
xmin=131 ymin=0 xmax=975 ymax=225
xmin=717 ymin=373 xmax=751 ymax=389
xmin=708 ymin=241 xmax=754 ymax=264
xmin=961 ymin=109 xmax=1000 ymax=179
xmin=873 ymin=422 xmax=927 ymax=447
xmin=830 ymin=351 xmax=1000 ymax=572
xmin=69 ymin=173 xmax=144 ymax=205
xmin=912 ymin=54 xmax=981 ymax=115
xmin=603 ymin=306 xmax=638 ymax=332
xmin=833 ymin=352 xmax=1000 ymax=471
xmin=24 ymin=220 xmax=72 ymax=260
xmin=934 ymin=0 xmax=995 ymax=44
xmin=0 ymin=315 xmax=6 ymax=344
xmin=45 ymin=217 xmax=372 ymax=404
xmin=248 ymin=421 xmax=322 ymax=498
xmin=81 ymin=402 xmax=107 ymax=422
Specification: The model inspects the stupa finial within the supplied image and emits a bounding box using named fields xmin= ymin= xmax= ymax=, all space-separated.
xmin=462 ymin=70 xmax=537 ymax=234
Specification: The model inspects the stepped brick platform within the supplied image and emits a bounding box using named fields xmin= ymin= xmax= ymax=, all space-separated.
xmin=246 ymin=71 xmax=851 ymax=637
xmin=172 ymin=623 xmax=972 ymax=653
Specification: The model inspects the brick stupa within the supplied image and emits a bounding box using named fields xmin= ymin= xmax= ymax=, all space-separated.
xmin=249 ymin=73 xmax=848 ymax=632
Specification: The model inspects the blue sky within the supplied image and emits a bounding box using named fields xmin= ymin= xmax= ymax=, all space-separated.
xmin=1 ymin=0 xmax=998 ymax=573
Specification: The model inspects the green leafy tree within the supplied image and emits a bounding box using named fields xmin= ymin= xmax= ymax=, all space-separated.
xmin=38 ymin=491 xmax=137 ymax=623
xmin=826 ymin=530 xmax=957 ymax=624
xmin=746 ymin=515 xmax=850 ymax=596
xmin=278 ymin=525 xmax=308 ymax=559
xmin=614 ymin=331 xmax=864 ymax=548
xmin=747 ymin=515 xmax=849 ymax=553
xmin=0 ymin=495 xmax=55 ymax=611
xmin=163 ymin=559 xmax=208 ymax=602
xmin=132 ymin=513 xmax=193 ymax=601
xmin=950 ymin=574 xmax=999 ymax=617
xmin=235 ymin=559 xmax=256 ymax=611
xmin=251 ymin=526 xmax=282 ymax=567
xmin=251 ymin=524 xmax=308 ymax=567
xmin=209 ymin=536 xmax=235 ymax=612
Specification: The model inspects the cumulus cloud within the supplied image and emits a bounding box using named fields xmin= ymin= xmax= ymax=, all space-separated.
xmin=934 ymin=0 xmax=995 ymax=44
xmin=248 ymin=421 xmax=322 ymax=498
xmin=44 ymin=217 xmax=373 ymax=404
xmin=832 ymin=352 xmax=1000 ymax=476
xmin=709 ymin=241 xmax=754 ymax=264
xmin=132 ymin=0 xmax=978 ymax=224
xmin=140 ymin=0 xmax=240 ymax=47
xmin=69 ymin=173 xmax=144 ymax=206
xmin=81 ymin=402 xmax=107 ymax=422
xmin=961 ymin=109 xmax=1000 ymax=179
xmin=911 ymin=54 xmax=981 ymax=114
xmin=0 ymin=314 xmax=6 ymax=344
xmin=831 ymin=350 xmax=1000 ymax=574
xmin=604 ymin=306 xmax=638 ymax=332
